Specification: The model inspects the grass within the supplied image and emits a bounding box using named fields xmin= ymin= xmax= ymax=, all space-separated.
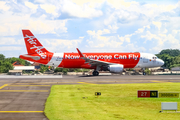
xmin=44 ymin=83 xmax=180 ymax=120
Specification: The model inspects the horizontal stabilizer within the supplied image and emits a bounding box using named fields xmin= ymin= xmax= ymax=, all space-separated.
xmin=20 ymin=54 xmax=40 ymax=60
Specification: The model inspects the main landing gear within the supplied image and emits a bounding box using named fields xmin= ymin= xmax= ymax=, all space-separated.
xmin=142 ymin=68 xmax=146 ymax=75
xmin=93 ymin=71 xmax=99 ymax=76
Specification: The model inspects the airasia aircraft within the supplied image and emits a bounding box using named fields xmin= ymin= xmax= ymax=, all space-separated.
xmin=19 ymin=30 xmax=164 ymax=76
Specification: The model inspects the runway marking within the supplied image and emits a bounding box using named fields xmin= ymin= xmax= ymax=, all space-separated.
xmin=151 ymin=80 xmax=172 ymax=83
xmin=0 ymin=90 xmax=48 ymax=92
xmin=7 ymin=85 xmax=50 ymax=86
xmin=0 ymin=84 xmax=8 ymax=89
xmin=0 ymin=111 xmax=43 ymax=113
xmin=78 ymin=82 xmax=96 ymax=85
xmin=13 ymin=82 xmax=75 ymax=84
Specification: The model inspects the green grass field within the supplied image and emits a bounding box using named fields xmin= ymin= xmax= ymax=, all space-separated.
xmin=44 ymin=83 xmax=180 ymax=120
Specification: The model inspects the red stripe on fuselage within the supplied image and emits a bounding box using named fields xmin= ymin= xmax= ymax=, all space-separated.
xmin=58 ymin=53 xmax=140 ymax=69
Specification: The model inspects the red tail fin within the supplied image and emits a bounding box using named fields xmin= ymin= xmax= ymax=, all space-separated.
xmin=22 ymin=30 xmax=49 ymax=54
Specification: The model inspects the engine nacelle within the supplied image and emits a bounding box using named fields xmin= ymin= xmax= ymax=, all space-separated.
xmin=108 ymin=64 xmax=124 ymax=73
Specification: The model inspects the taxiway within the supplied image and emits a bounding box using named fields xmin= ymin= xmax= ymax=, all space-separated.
xmin=0 ymin=75 xmax=179 ymax=120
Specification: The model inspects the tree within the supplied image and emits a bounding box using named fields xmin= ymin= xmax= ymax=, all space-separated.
xmin=40 ymin=65 xmax=49 ymax=73
xmin=0 ymin=62 xmax=13 ymax=73
xmin=6 ymin=57 xmax=31 ymax=66
xmin=145 ymin=68 xmax=151 ymax=75
xmin=62 ymin=68 xmax=68 ymax=75
xmin=0 ymin=54 xmax=5 ymax=61
xmin=0 ymin=54 xmax=14 ymax=73
xmin=157 ymin=49 xmax=180 ymax=69
xmin=159 ymin=49 xmax=180 ymax=57
xmin=54 ymin=68 xmax=69 ymax=75
xmin=170 ymin=64 xmax=180 ymax=69
xmin=54 ymin=68 xmax=63 ymax=73
xmin=0 ymin=54 xmax=31 ymax=73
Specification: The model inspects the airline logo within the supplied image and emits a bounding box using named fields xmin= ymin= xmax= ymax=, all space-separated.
xmin=21 ymin=30 xmax=54 ymax=65
xmin=64 ymin=54 xmax=139 ymax=60
xmin=22 ymin=30 xmax=48 ymax=59
xmin=24 ymin=35 xmax=47 ymax=59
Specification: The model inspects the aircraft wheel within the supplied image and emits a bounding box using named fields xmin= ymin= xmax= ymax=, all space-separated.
xmin=93 ymin=71 xmax=95 ymax=76
xmin=93 ymin=71 xmax=99 ymax=76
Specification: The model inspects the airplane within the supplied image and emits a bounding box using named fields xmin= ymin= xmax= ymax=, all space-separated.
xmin=19 ymin=30 xmax=164 ymax=76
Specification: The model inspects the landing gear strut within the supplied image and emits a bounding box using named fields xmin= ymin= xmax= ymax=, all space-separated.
xmin=142 ymin=68 xmax=146 ymax=75
xmin=93 ymin=71 xmax=99 ymax=76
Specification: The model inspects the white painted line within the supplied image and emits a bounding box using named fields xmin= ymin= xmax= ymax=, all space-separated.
xmin=0 ymin=75 xmax=62 ymax=78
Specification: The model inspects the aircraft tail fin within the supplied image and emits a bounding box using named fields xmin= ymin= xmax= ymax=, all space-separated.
xmin=22 ymin=30 xmax=49 ymax=54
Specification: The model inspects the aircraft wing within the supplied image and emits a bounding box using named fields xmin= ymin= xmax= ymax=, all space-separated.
xmin=76 ymin=48 xmax=116 ymax=67
xmin=86 ymin=59 xmax=116 ymax=66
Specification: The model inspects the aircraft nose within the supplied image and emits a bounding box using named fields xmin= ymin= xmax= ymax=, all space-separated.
xmin=159 ymin=59 xmax=164 ymax=66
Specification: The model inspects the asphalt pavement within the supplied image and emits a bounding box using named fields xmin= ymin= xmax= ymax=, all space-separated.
xmin=0 ymin=75 xmax=180 ymax=120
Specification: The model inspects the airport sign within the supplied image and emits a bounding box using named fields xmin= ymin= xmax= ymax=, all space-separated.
xmin=150 ymin=91 xmax=158 ymax=98
xmin=138 ymin=90 xmax=158 ymax=98
xmin=159 ymin=92 xmax=179 ymax=98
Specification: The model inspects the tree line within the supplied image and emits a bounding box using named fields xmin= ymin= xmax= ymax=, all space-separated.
xmin=156 ymin=49 xmax=180 ymax=69
xmin=0 ymin=54 xmax=31 ymax=73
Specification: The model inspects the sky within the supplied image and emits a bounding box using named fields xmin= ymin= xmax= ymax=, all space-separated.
xmin=0 ymin=0 xmax=180 ymax=58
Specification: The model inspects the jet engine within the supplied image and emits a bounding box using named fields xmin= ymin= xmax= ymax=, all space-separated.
xmin=108 ymin=64 xmax=124 ymax=73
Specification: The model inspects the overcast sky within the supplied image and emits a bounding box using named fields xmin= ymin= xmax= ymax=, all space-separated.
xmin=0 ymin=0 xmax=180 ymax=57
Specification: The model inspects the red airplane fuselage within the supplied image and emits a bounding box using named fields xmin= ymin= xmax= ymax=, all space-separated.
xmin=19 ymin=30 xmax=164 ymax=76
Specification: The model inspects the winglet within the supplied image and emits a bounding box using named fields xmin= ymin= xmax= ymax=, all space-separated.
xmin=76 ymin=48 xmax=85 ymax=58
